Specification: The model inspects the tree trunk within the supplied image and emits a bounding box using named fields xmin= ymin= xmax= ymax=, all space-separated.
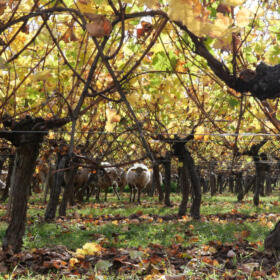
xmin=229 ymin=174 xmax=234 ymax=193
xmin=217 ymin=173 xmax=223 ymax=194
xmin=153 ymin=163 xmax=163 ymax=203
xmin=244 ymin=175 xmax=255 ymax=194
xmin=1 ymin=155 xmax=14 ymax=201
xmin=59 ymin=165 xmax=77 ymax=216
xmin=2 ymin=141 xmax=41 ymax=253
xmin=236 ymin=171 xmax=244 ymax=202
xmin=185 ymin=150 xmax=201 ymax=220
xmin=201 ymin=177 xmax=208 ymax=193
xmin=178 ymin=162 xmax=190 ymax=217
xmin=265 ymin=175 xmax=272 ymax=195
xmin=164 ymin=153 xmax=172 ymax=207
xmin=254 ymin=161 xmax=266 ymax=206
xmin=45 ymin=154 xmax=67 ymax=221
xmin=210 ymin=173 xmax=216 ymax=196
xmin=254 ymin=169 xmax=261 ymax=206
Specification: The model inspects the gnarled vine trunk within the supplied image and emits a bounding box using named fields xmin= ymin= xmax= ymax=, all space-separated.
xmin=45 ymin=153 xmax=67 ymax=221
xmin=164 ymin=153 xmax=172 ymax=207
xmin=2 ymin=137 xmax=43 ymax=253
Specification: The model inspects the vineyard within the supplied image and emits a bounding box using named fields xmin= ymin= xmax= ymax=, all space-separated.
xmin=0 ymin=0 xmax=280 ymax=279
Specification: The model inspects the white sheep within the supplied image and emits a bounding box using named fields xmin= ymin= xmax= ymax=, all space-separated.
xmin=146 ymin=169 xmax=163 ymax=194
xmin=126 ymin=163 xmax=150 ymax=204
xmin=88 ymin=162 xmax=120 ymax=201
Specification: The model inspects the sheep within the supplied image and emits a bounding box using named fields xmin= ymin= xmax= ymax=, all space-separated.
xmin=87 ymin=162 xmax=120 ymax=201
xmin=64 ymin=167 xmax=89 ymax=189
xmin=64 ymin=167 xmax=91 ymax=201
xmin=126 ymin=163 xmax=150 ymax=204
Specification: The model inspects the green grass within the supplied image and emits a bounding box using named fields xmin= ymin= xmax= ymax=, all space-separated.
xmin=0 ymin=192 xmax=278 ymax=251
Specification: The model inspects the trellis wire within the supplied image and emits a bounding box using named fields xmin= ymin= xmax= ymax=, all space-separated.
xmin=0 ymin=131 xmax=279 ymax=136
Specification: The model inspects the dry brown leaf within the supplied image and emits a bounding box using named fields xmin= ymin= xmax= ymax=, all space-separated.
xmin=86 ymin=15 xmax=112 ymax=37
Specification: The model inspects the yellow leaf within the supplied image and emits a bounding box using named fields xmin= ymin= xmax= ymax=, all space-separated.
xmin=194 ymin=126 xmax=206 ymax=141
xmin=105 ymin=108 xmax=120 ymax=132
xmin=112 ymin=220 xmax=119 ymax=225
xmin=209 ymin=13 xmax=232 ymax=38
xmin=82 ymin=242 xmax=102 ymax=255
xmin=236 ymin=8 xmax=251 ymax=28
xmin=75 ymin=248 xmax=86 ymax=257
xmin=126 ymin=92 xmax=138 ymax=105
xmin=168 ymin=0 xmax=192 ymax=24
xmin=267 ymin=221 xmax=274 ymax=229
xmin=32 ymin=70 xmax=52 ymax=82
xmin=222 ymin=0 xmax=244 ymax=6
xmin=74 ymin=1 xmax=96 ymax=14
xmin=138 ymin=0 xmax=158 ymax=9
xmin=69 ymin=257 xmax=79 ymax=267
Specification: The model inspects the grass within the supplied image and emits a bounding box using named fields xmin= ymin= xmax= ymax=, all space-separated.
xmin=0 ymin=190 xmax=279 ymax=279
xmin=1 ymin=192 xmax=279 ymax=251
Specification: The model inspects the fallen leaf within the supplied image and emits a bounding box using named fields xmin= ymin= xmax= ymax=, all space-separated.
xmin=95 ymin=260 xmax=112 ymax=271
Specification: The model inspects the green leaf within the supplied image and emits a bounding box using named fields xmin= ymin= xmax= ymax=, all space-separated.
xmin=228 ymin=97 xmax=239 ymax=108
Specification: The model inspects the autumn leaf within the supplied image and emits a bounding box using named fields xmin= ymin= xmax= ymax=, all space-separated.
xmin=222 ymin=0 xmax=244 ymax=6
xmin=236 ymin=8 xmax=251 ymax=28
xmin=86 ymin=15 xmax=112 ymax=37
xmin=138 ymin=0 xmax=158 ymax=9
xmin=32 ymin=70 xmax=52 ymax=82
xmin=209 ymin=13 xmax=233 ymax=38
xmin=175 ymin=234 xmax=184 ymax=243
xmin=188 ymin=236 xmax=199 ymax=243
xmin=241 ymin=230 xmax=251 ymax=238
xmin=69 ymin=257 xmax=79 ymax=267
xmin=74 ymin=0 xmax=96 ymax=14
xmin=76 ymin=242 xmax=103 ymax=256
xmin=105 ymin=108 xmax=121 ymax=132
xmin=95 ymin=260 xmax=112 ymax=271
xmin=0 ymin=0 xmax=6 ymax=15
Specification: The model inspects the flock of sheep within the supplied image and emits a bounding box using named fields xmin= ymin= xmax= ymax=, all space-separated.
xmin=57 ymin=162 xmax=162 ymax=204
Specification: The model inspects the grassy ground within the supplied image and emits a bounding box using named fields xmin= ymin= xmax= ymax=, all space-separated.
xmin=0 ymin=190 xmax=279 ymax=279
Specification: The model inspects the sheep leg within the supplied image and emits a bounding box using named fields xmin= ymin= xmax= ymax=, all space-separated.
xmin=96 ymin=187 xmax=100 ymax=202
xmin=133 ymin=187 xmax=137 ymax=202
xmin=86 ymin=184 xmax=95 ymax=201
xmin=104 ymin=188 xmax=107 ymax=202
xmin=112 ymin=182 xmax=120 ymax=200
xmin=129 ymin=184 xmax=133 ymax=202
